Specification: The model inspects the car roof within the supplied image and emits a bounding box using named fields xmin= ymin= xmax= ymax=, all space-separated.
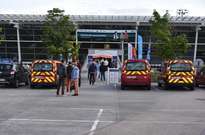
xmin=125 ymin=59 xmax=149 ymax=63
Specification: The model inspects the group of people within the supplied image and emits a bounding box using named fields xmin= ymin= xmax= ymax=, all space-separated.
xmin=56 ymin=61 xmax=80 ymax=96
xmin=88 ymin=59 xmax=110 ymax=85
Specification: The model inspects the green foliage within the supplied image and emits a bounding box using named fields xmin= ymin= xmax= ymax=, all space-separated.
xmin=42 ymin=8 xmax=76 ymax=61
xmin=0 ymin=27 xmax=4 ymax=43
xmin=150 ymin=10 xmax=189 ymax=60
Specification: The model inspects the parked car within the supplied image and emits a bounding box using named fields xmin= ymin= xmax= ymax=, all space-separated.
xmin=0 ymin=59 xmax=29 ymax=88
xmin=121 ymin=59 xmax=151 ymax=90
xmin=195 ymin=67 xmax=205 ymax=87
xmin=158 ymin=59 xmax=195 ymax=90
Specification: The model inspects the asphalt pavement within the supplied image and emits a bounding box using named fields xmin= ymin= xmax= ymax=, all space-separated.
xmin=0 ymin=73 xmax=205 ymax=135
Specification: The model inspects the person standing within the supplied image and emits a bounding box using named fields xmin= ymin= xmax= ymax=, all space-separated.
xmin=100 ymin=61 xmax=106 ymax=81
xmin=71 ymin=62 xmax=80 ymax=96
xmin=56 ymin=61 xmax=66 ymax=96
xmin=66 ymin=62 xmax=73 ymax=95
xmin=88 ymin=61 xmax=97 ymax=85
xmin=96 ymin=61 xmax=100 ymax=79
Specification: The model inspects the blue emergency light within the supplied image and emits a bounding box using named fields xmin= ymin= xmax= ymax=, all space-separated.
xmin=0 ymin=58 xmax=14 ymax=64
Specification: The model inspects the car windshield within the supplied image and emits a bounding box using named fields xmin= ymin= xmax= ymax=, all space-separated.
xmin=0 ymin=64 xmax=13 ymax=71
xmin=126 ymin=62 xmax=146 ymax=71
xmin=170 ymin=63 xmax=192 ymax=72
xmin=33 ymin=63 xmax=52 ymax=71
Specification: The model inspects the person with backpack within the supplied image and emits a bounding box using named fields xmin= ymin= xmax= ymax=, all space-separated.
xmin=71 ymin=61 xmax=80 ymax=96
xmin=56 ymin=61 xmax=66 ymax=96
xmin=66 ymin=62 xmax=73 ymax=95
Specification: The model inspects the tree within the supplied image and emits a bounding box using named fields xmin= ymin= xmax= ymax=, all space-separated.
xmin=42 ymin=8 xmax=76 ymax=62
xmin=0 ymin=27 xmax=4 ymax=43
xmin=150 ymin=10 xmax=189 ymax=60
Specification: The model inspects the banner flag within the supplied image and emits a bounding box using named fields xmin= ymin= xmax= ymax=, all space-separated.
xmin=128 ymin=43 xmax=133 ymax=60
xmin=138 ymin=35 xmax=143 ymax=59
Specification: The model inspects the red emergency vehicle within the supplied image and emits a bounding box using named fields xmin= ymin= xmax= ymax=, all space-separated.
xmin=121 ymin=59 xmax=151 ymax=90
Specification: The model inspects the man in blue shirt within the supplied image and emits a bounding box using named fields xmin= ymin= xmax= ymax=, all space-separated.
xmin=71 ymin=62 xmax=80 ymax=96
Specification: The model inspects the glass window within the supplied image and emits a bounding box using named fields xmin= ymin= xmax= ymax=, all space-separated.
xmin=0 ymin=64 xmax=13 ymax=71
xmin=170 ymin=63 xmax=192 ymax=72
xmin=126 ymin=62 xmax=146 ymax=71
xmin=33 ymin=63 xmax=52 ymax=71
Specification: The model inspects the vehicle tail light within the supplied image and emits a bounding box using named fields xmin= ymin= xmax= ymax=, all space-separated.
xmin=10 ymin=70 xmax=15 ymax=75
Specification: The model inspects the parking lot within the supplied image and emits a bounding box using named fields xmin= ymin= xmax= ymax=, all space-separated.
xmin=1 ymin=76 xmax=205 ymax=135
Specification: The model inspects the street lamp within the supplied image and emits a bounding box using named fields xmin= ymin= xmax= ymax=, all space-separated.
xmin=193 ymin=24 xmax=203 ymax=64
xmin=10 ymin=21 xmax=21 ymax=64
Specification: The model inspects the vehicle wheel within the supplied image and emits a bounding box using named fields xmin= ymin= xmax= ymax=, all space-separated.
xmin=13 ymin=80 xmax=19 ymax=88
xmin=121 ymin=84 xmax=125 ymax=90
xmin=158 ymin=82 xmax=161 ymax=87
xmin=195 ymin=83 xmax=199 ymax=88
xmin=189 ymin=85 xmax=195 ymax=90
xmin=30 ymin=84 xmax=35 ymax=89
xmin=163 ymin=83 xmax=169 ymax=90
xmin=147 ymin=85 xmax=151 ymax=90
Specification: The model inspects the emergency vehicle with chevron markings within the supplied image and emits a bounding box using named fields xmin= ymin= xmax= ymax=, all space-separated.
xmin=30 ymin=60 xmax=62 ymax=88
xmin=121 ymin=59 xmax=151 ymax=90
xmin=158 ymin=59 xmax=195 ymax=90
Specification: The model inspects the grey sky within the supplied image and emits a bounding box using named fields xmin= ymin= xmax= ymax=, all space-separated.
xmin=0 ymin=0 xmax=204 ymax=16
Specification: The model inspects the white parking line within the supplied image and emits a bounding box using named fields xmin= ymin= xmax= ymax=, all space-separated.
xmin=7 ymin=118 xmax=114 ymax=123
xmin=88 ymin=109 xmax=104 ymax=135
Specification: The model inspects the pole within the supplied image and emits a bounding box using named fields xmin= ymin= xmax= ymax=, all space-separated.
xmin=16 ymin=24 xmax=21 ymax=64
xmin=121 ymin=40 xmax=124 ymax=64
xmin=193 ymin=26 xmax=199 ymax=64
xmin=135 ymin=22 xmax=139 ymax=59
xmin=76 ymin=29 xmax=78 ymax=45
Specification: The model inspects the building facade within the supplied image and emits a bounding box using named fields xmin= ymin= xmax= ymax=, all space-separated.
xmin=0 ymin=14 xmax=205 ymax=64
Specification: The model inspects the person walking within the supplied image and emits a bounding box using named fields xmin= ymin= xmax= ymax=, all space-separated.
xmin=88 ymin=61 xmax=97 ymax=85
xmin=71 ymin=62 xmax=80 ymax=96
xmin=56 ymin=61 xmax=66 ymax=96
xmin=66 ymin=62 xmax=73 ymax=95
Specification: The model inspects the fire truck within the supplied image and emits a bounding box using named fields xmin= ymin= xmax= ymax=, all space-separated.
xmin=158 ymin=59 xmax=195 ymax=90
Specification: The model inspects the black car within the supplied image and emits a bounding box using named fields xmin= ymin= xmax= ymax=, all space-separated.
xmin=0 ymin=63 xmax=29 ymax=88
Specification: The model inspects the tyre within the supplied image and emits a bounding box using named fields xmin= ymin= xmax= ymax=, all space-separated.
xmin=121 ymin=84 xmax=125 ymax=90
xmin=12 ymin=80 xmax=19 ymax=88
xmin=189 ymin=85 xmax=195 ymax=90
xmin=163 ymin=83 xmax=169 ymax=90
xmin=158 ymin=82 xmax=161 ymax=87
xmin=147 ymin=85 xmax=151 ymax=90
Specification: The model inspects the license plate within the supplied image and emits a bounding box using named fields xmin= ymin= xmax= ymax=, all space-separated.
xmin=0 ymin=78 xmax=5 ymax=81
xmin=127 ymin=76 xmax=136 ymax=79
xmin=35 ymin=76 xmax=44 ymax=79
xmin=172 ymin=77 xmax=181 ymax=79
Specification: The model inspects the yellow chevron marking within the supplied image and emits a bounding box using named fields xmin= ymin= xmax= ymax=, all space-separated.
xmin=183 ymin=78 xmax=189 ymax=83
xmin=169 ymin=79 xmax=174 ymax=83
xmin=50 ymin=77 xmax=55 ymax=81
xmin=187 ymin=78 xmax=193 ymax=83
xmin=141 ymin=71 xmax=146 ymax=75
xmin=178 ymin=81 xmax=184 ymax=83
xmin=176 ymin=72 xmax=181 ymax=76
xmin=38 ymin=79 xmax=42 ymax=83
xmin=181 ymin=72 xmax=186 ymax=76
xmin=173 ymin=79 xmax=179 ymax=83
xmin=137 ymin=71 xmax=141 ymax=75
xmin=44 ymin=79 xmax=48 ymax=83
xmin=126 ymin=71 xmax=131 ymax=75
xmin=36 ymin=72 xmax=41 ymax=75
xmin=45 ymin=72 xmax=50 ymax=76
xmin=131 ymin=71 xmax=136 ymax=75
xmin=46 ymin=77 xmax=52 ymax=82
xmin=41 ymin=73 xmax=45 ymax=76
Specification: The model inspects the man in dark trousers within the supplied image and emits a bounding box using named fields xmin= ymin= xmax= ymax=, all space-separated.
xmin=88 ymin=61 xmax=97 ymax=85
xmin=66 ymin=62 xmax=73 ymax=95
xmin=56 ymin=61 xmax=66 ymax=96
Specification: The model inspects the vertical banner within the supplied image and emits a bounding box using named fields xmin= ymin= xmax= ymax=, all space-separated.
xmin=128 ymin=43 xmax=133 ymax=60
xmin=138 ymin=35 xmax=143 ymax=59
xmin=146 ymin=37 xmax=151 ymax=61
